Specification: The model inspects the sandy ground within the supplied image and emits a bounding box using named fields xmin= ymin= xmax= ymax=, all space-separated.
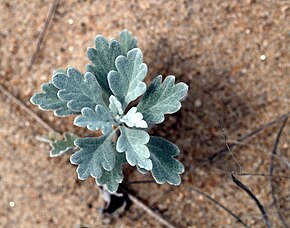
xmin=0 ymin=0 xmax=289 ymax=227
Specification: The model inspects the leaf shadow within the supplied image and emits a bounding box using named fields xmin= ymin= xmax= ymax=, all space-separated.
xmin=143 ymin=36 xmax=259 ymax=174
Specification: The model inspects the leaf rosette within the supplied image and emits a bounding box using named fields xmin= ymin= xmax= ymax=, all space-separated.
xmin=30 ymin=30 xmax=188 ymax=193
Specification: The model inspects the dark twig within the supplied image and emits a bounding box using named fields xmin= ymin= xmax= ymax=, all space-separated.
xmin=0 ymin=84 xmax=58 ymax=133
xmin=190 ymin=187 xmax=249 ymax=228
xmin=127 ymin=180 xmax=156 ymax=185
xmin=28 ymin=0 xmax=60 ymax=70
xmin=120 ymin=187 xmax=175 ymax=228
xmin=269 ymin=116 xmax=289 ymax=228
xmin=231 ymin=173 xmax=271 ymax=228
xmin=206 ymin=112 xmax=290 ymax=163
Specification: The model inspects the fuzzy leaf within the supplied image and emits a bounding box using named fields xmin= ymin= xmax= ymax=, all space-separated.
xmin=50 ymin=133 xmax=78 ymax=157
xmin=74 ymin=105 xmax=114 ymax=134
xmin=147 ymin=136 xmax=184 ymax=185
xmin=108 ymin=48 xmax=147 ymax=108
xmin=96 ymin=152 xmax=126 ymax=193
xmin=116 ymin=126 xmax=152 ymax=170
xmin=52 ymin=68 xmax=106 ymax=112
xmin=118 ymin=30 xmax=137 ymax=56
xmin=120 ymin=107 xmax=148 ymax=128
xmin=70 ymin=132 xmax=116 ymax=180
xmin=87 ymin=36 xmax=122 ymax=95
xmin=30 ymin=83 xmax=79 ymax=116
xmin=137 ymin=75 xmax=188 ymax=124
xmin=109 ymin=95 xmax=124 ymax=116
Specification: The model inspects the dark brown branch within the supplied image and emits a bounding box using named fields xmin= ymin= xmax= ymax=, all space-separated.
xmin=206 ymin=112 xmax=290 ymax=163
xmin=269 ymin=116 xmax=289 ymax=228
xmin=28 ymin=0 xmax=60 ymax=70
xmin=190 ymin=187 xmax=249 ymax=228
xmin=231 ymin=173 xmax=271 ymax=228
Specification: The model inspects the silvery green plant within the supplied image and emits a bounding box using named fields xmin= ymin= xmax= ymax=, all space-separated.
xmin=30 ymin=30 xmax=188 ymax=193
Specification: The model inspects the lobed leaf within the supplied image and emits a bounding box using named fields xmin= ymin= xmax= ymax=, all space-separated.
xmin=74 ymin=105 xmax=114 ymax=134
xmin=108 ymin=48 xmax=147 ymax=108
xmin=50 ymin=132 xmax=78 ymax=157
xmin=137 ymin=75 xmax=188 ymax=125
xmin=70 ymin=132 xmax=116 ymax=180
xmin=118 ymin=30 xmax=138 ymax=56
xmin=30 ymin=82 xmax=79 ymax=117
xmin=52 ymin=68 xmax=106 ymax=112
xmin=116 ymin=126 xmax=152 ymax=170
xmin=87 ymin=36 xmax=122 ymax=96
xmin=146 ymin=136 xmax=184 ymax=185
xmin=96 ymin=152 xmax=127 ymax=193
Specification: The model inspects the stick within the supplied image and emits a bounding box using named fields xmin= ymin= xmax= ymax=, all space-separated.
xmin=28 ymin=0 xmax=60 ymax=70
xmin=0 ymin=84 xmax=57 ymax=133
xmin=190 ymin=187 xmax=249 ymax=227
xmin=231 ymin=173 xmax=271 ymax=228
xmin=269 ymin=116 xmax=289 ymax=228
xmin=121 ymin=187 xmax=175 ymax=228
xmin=206 ymin=112 xmax=290 ymax=163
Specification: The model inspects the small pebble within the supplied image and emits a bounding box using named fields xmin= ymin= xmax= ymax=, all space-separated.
xmin=194 ymin=99 xmax=202 ymax=108
xmin=68 ymin=19 xmax=74 ymax=25
xmin=245 ymin=28 xmax=251 ymax=34
xmin=9 ymin=201 xmax=15 ymax=207
xmin=68 ymin=46 xmax=74 ymax=52
xmin=260 ymin=54 xmax=266 ymax=61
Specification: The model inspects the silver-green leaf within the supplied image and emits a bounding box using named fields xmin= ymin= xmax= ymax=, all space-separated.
xmin=52 ymin=67 xmax=106 ymax=112
xmin=116 ymin=126 xmax=152 ymax=170
xmin=70 ymin=132 xmax=116 ymax=180
xmin=118 ymin=30 xmax=137 ymax=56
xmin=108 ymin=48 xmax=147 ymax=108
xmin=74 ymin=105 xmax=114 ymax=134
xmin=87 ymin=36 xmax=122 ymax=96
xmin=147 ymin=136 xmax=184 ymax=185
xmin=137 ymin=75 xmax=188 ymax=125
xmin=50 ymin=132 xmax=78 ymax=157
xmin=30 ymin=82 xmax=79 ymax=116
xmin=96 ymin=152 xmax=126 ymax=193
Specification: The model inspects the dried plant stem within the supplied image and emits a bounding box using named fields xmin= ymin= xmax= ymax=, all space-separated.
xmin=231 ymin=173 xmax=271 ymax=228
xmin=28 ymin=0 xmax=60 ymax=70
xmin=190 ymin=187 xmax=249 ymax=227
xmin=121 ymin=187 xmax=175 ymax=228
xmin=269 ymin=116 xmax=289 ymax=228
xmin=207 ymin=112 xmax=290 ymax=163
xmin=0 ymin=84 xmax=57 ymax=133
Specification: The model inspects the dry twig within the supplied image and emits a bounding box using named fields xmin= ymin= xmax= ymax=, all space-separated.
xmin=121 ymin=187 xmax=175 ymax=228
xmin=0 ymin=84 xmax=57 ymax=133
xmin=190 ymin=187 xmax=249 ymax=227
xmin=269 ymin=116 xmax=289 ymax=228
xmin=206 ymin=112 xmax=290 ymax=163
xmin=28 ymin=0 xmax=60 ymax=70
xmin=231 ymin=173 xmax=271 ymax=228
